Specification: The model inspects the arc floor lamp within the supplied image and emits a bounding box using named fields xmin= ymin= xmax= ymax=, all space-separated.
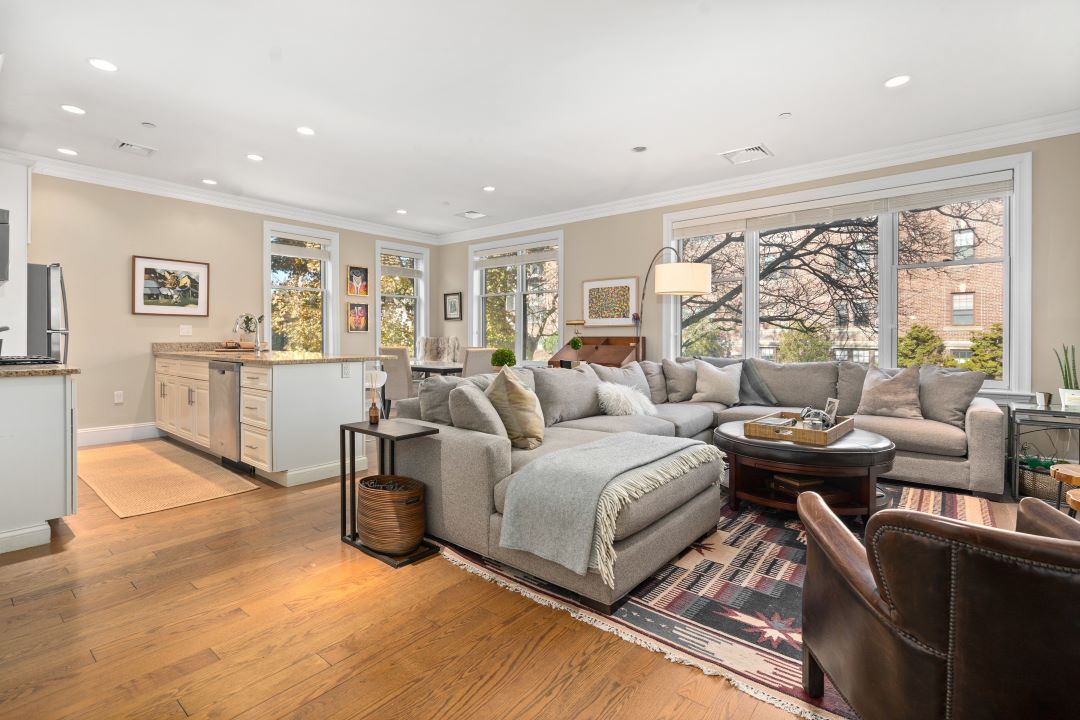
xmin=635 ymin=247 xmax=711 ymax=360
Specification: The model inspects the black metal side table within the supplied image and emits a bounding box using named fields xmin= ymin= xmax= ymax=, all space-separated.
xmin=1008 ymin=403 xmax=1080 ymax=503
xmin=339 ymin=419 xmax=440 ymax=568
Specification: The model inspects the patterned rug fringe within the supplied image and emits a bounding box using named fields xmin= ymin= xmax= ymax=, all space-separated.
xmin=440 ymin=546 xmax=835 ymax=720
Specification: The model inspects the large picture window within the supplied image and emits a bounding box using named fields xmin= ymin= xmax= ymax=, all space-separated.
xmin=666 ymin=156 xmax=1029 ymax=394
xmin=376 ymin=244 xmax=427 ymax=357
xmin=265 ymin=224 xmax=338 ymax=353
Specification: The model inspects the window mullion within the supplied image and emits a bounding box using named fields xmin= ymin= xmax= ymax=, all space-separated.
xmin=744 ymin=231 xmax=760 ymax=359
xmin=879 ymin=213 xmax=898 ymax=368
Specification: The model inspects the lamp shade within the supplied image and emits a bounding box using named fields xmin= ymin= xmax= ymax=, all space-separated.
xmin=654 ymin=262 xmax=711 ymax=295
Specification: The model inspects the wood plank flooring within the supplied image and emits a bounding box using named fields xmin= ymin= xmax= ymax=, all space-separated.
xmin=0 ymin=437 xmax=791 ymax=720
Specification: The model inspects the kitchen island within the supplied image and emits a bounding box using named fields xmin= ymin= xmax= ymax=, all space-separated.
xmin=152 ymin=344 xmax=389 ymax=486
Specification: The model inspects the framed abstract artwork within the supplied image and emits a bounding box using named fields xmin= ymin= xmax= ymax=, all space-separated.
xmin=346 ymin=302 xmax=369 ymax=333
xmin=347 ymin=265 xmax=369 ymax=297
xmin=133 ymin=256 xmax=210 ymax=316
xmin=583 ymin=277 xmax=638 ymax=327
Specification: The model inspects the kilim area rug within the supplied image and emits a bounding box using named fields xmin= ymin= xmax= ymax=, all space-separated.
xmin=439 ymin=483 xmax=997 ymax=720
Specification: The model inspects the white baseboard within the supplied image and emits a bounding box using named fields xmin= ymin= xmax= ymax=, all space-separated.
xmin=78 ymin=422 xmax=162 ymax=447
xmin=256 ymin=458 xmax=367 ymax=487
xmin=0 ymin=523 xmax=52 ymax=554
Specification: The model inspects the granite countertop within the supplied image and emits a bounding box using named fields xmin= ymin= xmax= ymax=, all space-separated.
xmin=152 ymin=343 xmax=390 ymax=366
xmin=0 ymin=365 xmax=81 ymax=378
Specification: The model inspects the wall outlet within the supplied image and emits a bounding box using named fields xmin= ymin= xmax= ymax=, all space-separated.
xmin=341 ymin=363 xmax=352 ymax=378
xmin=179 ymin=324 xmax=193 ymax=336
xmin=113 ymin=390 xmax=124 ymax=405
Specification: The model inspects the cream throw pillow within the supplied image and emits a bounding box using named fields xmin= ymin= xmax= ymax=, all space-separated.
xmin=856 ymin=365 xmax=923 ymax=419
xmin=691 ymin=359 xmax=741 ymax=405
xmin=597 ymin=381 xmax=657 ymax=416
xmin=485 ymin=366 xmax=545 ymax=449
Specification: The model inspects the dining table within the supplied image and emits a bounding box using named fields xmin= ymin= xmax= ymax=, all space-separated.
xmin=411 ymin=360 xmax=464 ymax=378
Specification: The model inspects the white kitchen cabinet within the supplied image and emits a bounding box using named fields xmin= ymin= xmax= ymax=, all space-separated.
xmin=194 ymin=381 xmax=210 ymax=447
xmin=154 ymin=362 xmax=210 ymax=450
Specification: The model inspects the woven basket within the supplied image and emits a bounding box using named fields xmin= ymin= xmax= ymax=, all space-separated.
xmin=357 ymin=475 xmax=426 ymax=555
xmin=1019 ymin=467 xmax=1065 ymax=504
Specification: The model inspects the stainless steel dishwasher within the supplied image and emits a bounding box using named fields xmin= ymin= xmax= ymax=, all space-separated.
xmin=209 ymin=361 xmax=241 ymax=462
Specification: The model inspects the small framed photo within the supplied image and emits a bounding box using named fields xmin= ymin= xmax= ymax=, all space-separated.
xmin=583 ymin=277 xmax=638 ymax=327
xmin=347 ymin=266 xmax=369 ymax=297
xmin=346 ymin=302 xmax=369 ymax=333
xmin=444 ymin=292 xmax=463 ymax=321
xmin=824 ymin=397 xmax=840 ymax=425
xmin=133 ymin=256 xmax=209 ymax=316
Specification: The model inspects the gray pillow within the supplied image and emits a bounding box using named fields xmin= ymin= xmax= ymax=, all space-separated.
xmin=919 ymin=366 xmax=985 ymax=428
xmin=749 ymin=359 xmax=838 ymax=409
xmin=694 ymin=356 xmax=778 ymax=406
xmin=531 ymin=364 xmax=601 ymax=425
xmin=448 ymin=384 xmax=508 ymax=437
xmin=638 ymin=360 xmax=669 ymax=404
xmin=662 ymin=358 xmax=697 ymax=403
xmin=418 ymin=375 xmax=465 ymax=425
xmin=590 ymin=362 xmax=651 ymax=397
xmin=836 ymin=361 xmax=869 ymax=416
xmin=465 ymin=367 xmax=534 ymax=392
xmin=691 ymin=359 xmax=741 ymax=405
xmin=856 ymin=366 xmax=923 ymax=419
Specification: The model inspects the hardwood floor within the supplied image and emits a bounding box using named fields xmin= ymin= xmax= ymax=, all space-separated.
xmin=0 ymin=438 xmax=789 ymax=720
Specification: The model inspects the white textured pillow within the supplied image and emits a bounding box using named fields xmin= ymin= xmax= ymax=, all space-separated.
xmin=691 ymin=359 xmax=741 ymax=405
xmin=597 ymin=381 xmax=657 ymax=416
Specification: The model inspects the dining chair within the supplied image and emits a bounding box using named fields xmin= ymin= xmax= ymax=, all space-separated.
xmin=380 ymin=347 xmax=418 ymax=417
xmin=462 ymin=347 xmax=496 ymax=377
xmin=419 ymin=336 xmax=461 ymax=363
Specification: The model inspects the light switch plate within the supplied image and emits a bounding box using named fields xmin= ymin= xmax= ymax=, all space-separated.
xmin=341 ymin=363 xmax=352 ymax=378
xmin=113 ymin=390 xmax=124 ymax=404
xmin=179 ymin=324 xmax=193 ymax=336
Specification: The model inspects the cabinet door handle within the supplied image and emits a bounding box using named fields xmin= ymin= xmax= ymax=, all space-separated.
xmin=160 ymin=382 xmax=165 ymax=398
xmin=188 ymin=388 xmax=195 ymax=405
xmin=245 ymin=444 xmax=258 ymax=450
xmin=244 ymin=406 xmax=257 ymax=411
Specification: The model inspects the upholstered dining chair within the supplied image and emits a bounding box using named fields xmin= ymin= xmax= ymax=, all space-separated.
xmin=461 ymin=347 xmax=496 ymax=377
xmin=419 ymin=336 xmax=461 ymax=363
xmin=797 ymin=493 xmax=1080 ymax=720
xmin=380 ymin=347 xmax=418 ymax=417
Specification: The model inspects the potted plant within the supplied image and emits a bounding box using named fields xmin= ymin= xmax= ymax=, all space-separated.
xmin=491 ymin=348 xmax=517 ymax=368
xmin=1055 ymin=344 xmax=1080 ymax=407
xmin=234 ymin=313 xmax=263 ymax=348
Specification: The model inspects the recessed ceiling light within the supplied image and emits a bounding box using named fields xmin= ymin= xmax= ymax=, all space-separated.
xmin=88 ymin=57 xmax=118 ymax=72
xmin=482 ymin=186 xmax=495 ymax=192
xmin=202 ymin=178 xmax=218 ymax=185
xmin=396 ymin=209 xmax=408 ymax=215
xmin=246 ymin=154 xmax=264 ymax=162
xmin=884 ymin=74 xmax=911 ymax=88
xmin=296 ymin=126 xmax=315 ymax=136
xmin=56 ymin=148 xmax=78 ymax=156
xmin=60 ymin=104 xmax=86 ymax=115
xmin=631 ymin=146 xmax=648 ymax=153
xmin=777 ymin=112 xmax=793 ymax=120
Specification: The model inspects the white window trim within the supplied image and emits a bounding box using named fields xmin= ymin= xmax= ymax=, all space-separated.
xmin=468 ymin=230 xmax=564 ymax=365
xmin=263 ymin=221 xmax=340 ymax=355
xmin=374 ymin=239 xmax=429 ymax=357
xmin=662 ymin=153 xmax=1032 ymax=398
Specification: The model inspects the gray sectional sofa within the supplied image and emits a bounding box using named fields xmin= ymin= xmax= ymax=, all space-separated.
xmin=394 ymin=358 xmax=1005 ymax=609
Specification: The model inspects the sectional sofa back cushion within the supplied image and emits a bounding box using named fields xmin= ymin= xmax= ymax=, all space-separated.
xmin=531 ymin=364 xmax=601 ymax=425
xmin=918 ymin=366 xmax=985 ymax=428
xmin=449 ymin=384 xmax=509 ymax=438
xmin=689 ymin=356 xmax=778 ymax=406
xmin=662 ymin=359 xmax=697 ymax=403
xmin=485 ymin=367 xmax=545 ymax=449
xmin=836 ymin=361 xmax=868 ymax=416
xmin=638 ymin=360 xmax=669 ymax=404
xmin=418 ymin=369 xmax=535 ymax=425
xmin=590 ymin=362 xmax=651 ymax=397
xmin=690 ymin=359 xmax=741 ymax=405
xmin=748 ymin=359 xmax=839 ymax=409
xmin=856 ymin=365 xmax=923 ymax=419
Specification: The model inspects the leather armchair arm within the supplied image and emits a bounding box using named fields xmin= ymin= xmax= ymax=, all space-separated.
xmin=1016 ymin=496 xmax=1080 ymax=541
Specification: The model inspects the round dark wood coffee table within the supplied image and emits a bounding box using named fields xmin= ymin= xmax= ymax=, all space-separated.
xmin=714 ymin=421 xmax=895 ymax=518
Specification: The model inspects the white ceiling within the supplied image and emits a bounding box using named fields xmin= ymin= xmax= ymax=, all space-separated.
xmin=1 ymin=0 xmax=1078 ymax=240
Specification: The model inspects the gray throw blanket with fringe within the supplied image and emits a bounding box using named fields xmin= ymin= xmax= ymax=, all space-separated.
xmin=499 ymin=432 xmax=724 ymax=589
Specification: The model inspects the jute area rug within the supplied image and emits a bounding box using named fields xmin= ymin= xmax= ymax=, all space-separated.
xmin=79 ymin=439 xmax=259 ymax=518
xmin=440 ymin=483 xmax=998 ymax=720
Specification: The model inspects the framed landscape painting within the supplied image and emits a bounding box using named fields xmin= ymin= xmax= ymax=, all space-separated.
xmin=133 ymin=256 xmax=209 ymax=316
xmin=347 ymin=302 xmax=369 ymax=333
xmin=583 ymin=277 xmax=637 ymax=326
xmin=347 ymin=265 xmax=369 ymax=296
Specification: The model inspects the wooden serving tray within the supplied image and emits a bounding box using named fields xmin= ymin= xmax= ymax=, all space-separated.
xmin=744 ymin=411 xmax=854 ymax=447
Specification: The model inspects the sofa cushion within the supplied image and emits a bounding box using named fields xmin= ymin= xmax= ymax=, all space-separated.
xmin=715 ymin=405 xmax=805 ymax=424
xmin=507 ymin=427 xmax=610 ymax=473
xmin=857 ymin=365 xmax=923 ymax=419
xmin=662 ymin=359 xmax=697 ymax=403
xmin=466 ymin=367 xmax=535 ymax=392
xmin=691 ymin=359 xmax=741 ymax=405
xmin=686 ymin=356 xmax=778 ymax=406
xmin=748 ymin=359 xmax=838 ymax=409
xmin=597 ymin=382 xmax=657 ymax=416
xmin=590 ymin=362 xmax=651 ymax=396
xmin=638 ymin=360 xmax=669 ymax=404
xmin=418 ymin=375 xmax=462 ymax=425
xmin=485 ymin=367 xmax=545 ymax=449
xmin=494 ymin=450 xmax=719 ymax=541
xmin=555 ymin=414 xmax=676 ymax=436
xmin=836 ymin=361 xmax=868 ymax=416
xmin=448 ymin=385 xmax=507 ymax=438
xmin=531 ymin=365 xmax=601 ymax=425
xmin=919 ymin=366 xmax=985 ymax=429
xmin=651 ymin=403 xmax=716 ymax=438
xmin=854 ymin=414 xmax=967 ymax=457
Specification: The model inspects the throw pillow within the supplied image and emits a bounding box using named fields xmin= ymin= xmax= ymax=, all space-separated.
xmin=836 ymin=361 xmax=869 ymax=416
xmin=638 ymin=360 xmax=669 ymax=404
xmin=449 ymin=384 xmax=508 ymax=438
xmin=597 ymin=381 xmax=657 ymax=416
xmin=418 ymin=375 xmax=464 ymax=425
xmin=747 ymin=359 xmax=839 ymax=409
xmin=530 ymin=364 xmax=601 ymax=426
xmin=590 ymin=362 xmax=651 ymax=397
xmin=661 ymin=358 xmax=697 ymax=403
xmin=919 ymin=366 xmax=985 ymax=428
xmin=485 ymin=366 xmax=545 ymax=449
xmin=466 ymin=367 xmax=535 ymax=393
xmin=690 ymin=359 xmax=741 ymax=405
xmin=694 ymin=356 xmax=778 ymax=406
xmin=856 ymin=365 xmax=923 ymax=419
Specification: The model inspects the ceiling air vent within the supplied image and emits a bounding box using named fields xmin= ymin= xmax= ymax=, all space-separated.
xmin=456 ymin=210 xmax=487 ymax=220
xmin=114 ymin=140 xmax=157 ymax=158
xmin=717 ymin=144 xmax=773 ymax=165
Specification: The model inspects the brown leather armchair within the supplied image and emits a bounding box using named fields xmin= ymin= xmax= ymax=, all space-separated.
xmin=797 ymin=493 xmax=1080 ymax=720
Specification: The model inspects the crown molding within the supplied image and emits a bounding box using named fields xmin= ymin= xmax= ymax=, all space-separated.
xmin=435 ymin=109 xmax=1080 ymax=245
xmin=0 ymin=147 xmax=439 ymax=245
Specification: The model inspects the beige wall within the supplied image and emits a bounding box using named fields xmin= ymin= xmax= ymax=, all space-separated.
xmin=431 ymin=133 xmax=1080 ymax=394
xmin=29 ymin=175 xmax=430 ymax=429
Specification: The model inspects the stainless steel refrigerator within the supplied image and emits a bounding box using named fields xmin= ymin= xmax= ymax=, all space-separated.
xmin=27 ymin=263 xmax=69 ymax=363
